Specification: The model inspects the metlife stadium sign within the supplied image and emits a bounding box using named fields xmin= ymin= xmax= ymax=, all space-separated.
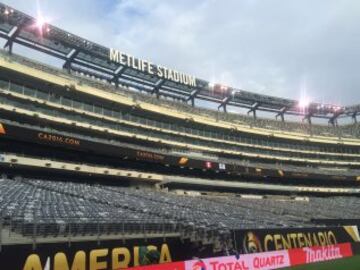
xmin=109 ymin=48 xmax=197 ymax=87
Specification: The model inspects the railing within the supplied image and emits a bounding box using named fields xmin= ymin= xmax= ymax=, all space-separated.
xmin=0 ymin=215 xmax=183 ymax=249
xmin=0 ymin=215 xmax=231 ymax=252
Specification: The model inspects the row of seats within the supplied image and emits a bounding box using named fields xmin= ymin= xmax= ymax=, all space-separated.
xmin=2 ymin=80 xmax=359 ymax=158
xmin=1 ymin=94 xmax=359 ymax=169
xmin=1 ymin=176 xmax=359 ymax=238
xmin=2 ymin=116 xmax=358 ymax=178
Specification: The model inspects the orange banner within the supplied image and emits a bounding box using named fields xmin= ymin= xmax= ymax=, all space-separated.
xmin=0 ymin=123 xmax=5 ymax=135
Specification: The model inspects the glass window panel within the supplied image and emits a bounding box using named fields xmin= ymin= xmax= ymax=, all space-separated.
xmin=113 ymin=111 xmax=121 ymax=118
xmin=62 ymin=97 xmax=72 ymax=107
xmin=94 ymin=106 xmax=102 ymax=114
xmin=0 ymin=79 xmax=9 ymax=90
xmin=9 ymin=82 xmax=22 ymax=94
xmin=36 ymin=90 xmax=48 ymax=100
xmin=49 ymin=93 xmax=61 ymax=103
xmin=73 ymin=100 xmax=83 ymax=110
xmin=24 ymin=86 xmax=36 ymax=97
xmin=84 ymin=103 xmax=93 ymax=112
xmin=104 ymin=108 xmax=112 ymax=116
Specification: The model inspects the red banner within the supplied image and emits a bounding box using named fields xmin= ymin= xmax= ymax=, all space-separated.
xmin=288 ymin=243 xmax=353 ymax=266
xmin=125 ymin=243 xmax=353 ymax=270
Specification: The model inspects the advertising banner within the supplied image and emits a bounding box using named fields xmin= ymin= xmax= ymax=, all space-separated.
xmin=127 ymin=243 xmax=354 ymax=270
xmin=0 ymin=237 xmax=206 ymax=270
xmin=0 ymin=227 xmax=357 ymax=270
xmin=0 ymin=122 xmax=199 ymax=171
xmin=185 ymin=250 xmax=290 ymax=270
xmin=235 ymin=226 xmax=360 ymax=254
xmin=288 ymin=242 xmax=353 ymax=266
xmin=2 ymin=121 xmax=358 ymax=181
xmin=126 ymin=261 xmax=185 ymax=270
xmin=0 ymin=122 xmax=5 ymax=134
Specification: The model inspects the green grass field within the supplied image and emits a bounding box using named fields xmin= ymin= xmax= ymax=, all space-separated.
xmin=282 ymin=255 xmax=360 ymax=270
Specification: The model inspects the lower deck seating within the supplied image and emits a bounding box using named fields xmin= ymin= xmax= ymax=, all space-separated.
xmin=0 ymin=176 xmax=359 ymax=238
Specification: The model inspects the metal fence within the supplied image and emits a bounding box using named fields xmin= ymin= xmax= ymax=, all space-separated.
xmin=0 ymin=214 xmax=231 ymax=253
xmin=0 ymin=215 xmax=185 ymax=250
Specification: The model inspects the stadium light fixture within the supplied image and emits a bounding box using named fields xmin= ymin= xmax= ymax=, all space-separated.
xmin=298 ymin=96 xmax=310 ymax=109
xmin=297 ymin=77 xmax=312 ymax=111
xmin=232 ymin=90 xmax=241 ymax=96
xmin=333 ymin=106 xmax=342 ymax=112
xmin=35 ymin=13 xmax=47 ymax=30
xmin=3 ymin=8 xmax=14 ymax=15
xmin=33 ymin=2 xmax=52 ymax=36
xmin=33 ymin=13 xmax=52 ymax=36
xmin=219 ymin=85 xmax=228 ymax=91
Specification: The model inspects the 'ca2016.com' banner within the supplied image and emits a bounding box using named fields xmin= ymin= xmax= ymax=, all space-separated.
xmin=185 ymin=250 xmax=290 ymax=270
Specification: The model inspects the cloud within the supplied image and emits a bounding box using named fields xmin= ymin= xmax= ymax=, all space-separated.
xmin=2 ymin=0 xmax=360 ymax=105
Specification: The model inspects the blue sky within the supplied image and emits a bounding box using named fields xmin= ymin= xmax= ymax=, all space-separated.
xmin=2 ymin=0 xmax=360 ymax=105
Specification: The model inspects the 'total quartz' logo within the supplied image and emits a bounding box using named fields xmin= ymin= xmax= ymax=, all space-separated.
xmin=192 ymin=260 xmax=207 ymax=270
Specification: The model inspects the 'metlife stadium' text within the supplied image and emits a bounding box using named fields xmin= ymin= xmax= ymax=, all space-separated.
xmin=110 ymin=48 xmax=197 ymax=87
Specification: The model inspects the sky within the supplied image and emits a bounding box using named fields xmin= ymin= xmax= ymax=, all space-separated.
xmin=2 ymin=0 xmax=360 ymax=105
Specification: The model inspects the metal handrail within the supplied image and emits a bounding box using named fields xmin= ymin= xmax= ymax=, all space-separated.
xmin=0 ymin=215 xmax=184 ymax=249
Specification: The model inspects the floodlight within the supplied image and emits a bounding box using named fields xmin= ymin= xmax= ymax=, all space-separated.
xmin=35 ymin=14 xmax=46 ymax=29
xmin=333 ymin=106 xmax=342 ymax=112
xmin=33 ymin=13 xmax=53 ymax=36
xmin=298 ymin=96 xmax=310 ymax=109
xmin=33 ymin=2 xmax=52 ymax=36
xmin=220 ymin=85 xmax=228 ymax=91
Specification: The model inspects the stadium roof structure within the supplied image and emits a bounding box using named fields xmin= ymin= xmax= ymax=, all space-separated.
xmin=0 ymin=2 xmax=359 ymax=123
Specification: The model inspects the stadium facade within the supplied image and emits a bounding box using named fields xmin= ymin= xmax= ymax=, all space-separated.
xmin=0 ymin=3 xmax=360 ymax=269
